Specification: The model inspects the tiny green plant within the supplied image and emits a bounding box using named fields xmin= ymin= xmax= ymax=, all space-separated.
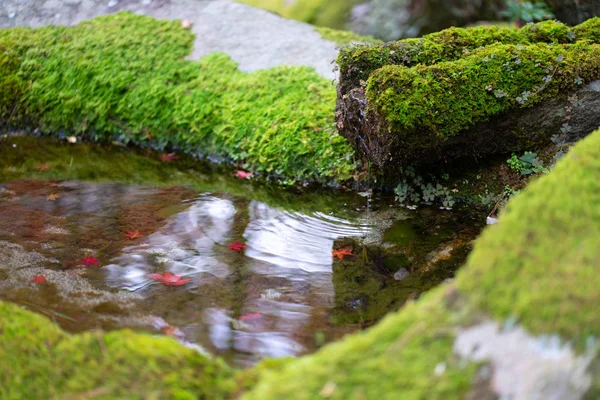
xmin=394 ymin=169 xmax=456 ymax=210
xmin=507 ymin=151 xmax=550 ymax=175
xmin=501 ymin=1 xmax=555 ymax=26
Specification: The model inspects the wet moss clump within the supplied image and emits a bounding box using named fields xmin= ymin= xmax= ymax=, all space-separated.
xmin=368 ymin=41 xmax=600 ymax=140
xmin=0 ymin=301 xmax=236 ymax=399
xmin=0 ymin=12 xmax=355 ymax=184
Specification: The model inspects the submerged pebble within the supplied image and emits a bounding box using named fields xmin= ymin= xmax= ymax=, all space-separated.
xmin=393 ymin=268 xmax=410 ymax=281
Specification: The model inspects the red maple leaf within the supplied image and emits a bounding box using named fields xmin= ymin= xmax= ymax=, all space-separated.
xmin=228 ymin=241 xmax=247 ymax=252
xmin=161 ymin=325 xmax=185 ymax=339
xmin=79 ymin=256 xmax=100 ymax=267
xmin=123 ymin=230 xmax=143 ymax=239
xmin=160 ymin=153 xmax=178 ymax=163
xmin=150 ymin=271 xmax=190 ymax=286
xmin=332 ymin=246 xmax=355 ymax=260
xmin=34 ymin=163 xmax=50 ymax=171
xmin=235 ymin=170 xmax=252 ymax=179
xmin=31 ymin=275 xmax=47 ymax=284
xmin=239 ymin=312 xmax=261 ymax=321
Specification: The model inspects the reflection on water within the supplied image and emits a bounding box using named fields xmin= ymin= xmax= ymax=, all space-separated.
xmin=103 ymin=194 xmax=370 ymax=366
xmin=0 ymin=179 xmax=482 ymax=366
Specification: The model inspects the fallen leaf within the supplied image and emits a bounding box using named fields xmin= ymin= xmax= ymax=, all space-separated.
xmin=123 ymin=230 xmax=143 ymax=239
xmin=79 ymin=256 xmax=100 ymax=267
xmin=160 ymin=153 xmax=178 ymax=163
xmin=228 ymin=241 xmax=247 ymax=252
xmin=332 ymin=245 xmax=355 ymax=260
xmin=235 ymin=170 xmax=252 ymax=179
xmin=150 ymin=271 xmax=190 ymax=286
xmin=239 ymin=312 xmax=261 ymax=321
xmin=31 ymin=275 xmax=47 ymax=284
xmin=161 ymin=325 xmax=185 ymax=339
xmin=35 ymin=163 xmax=50 ymax=171
xmin=47 ymin=193 xmax=61 ymax=201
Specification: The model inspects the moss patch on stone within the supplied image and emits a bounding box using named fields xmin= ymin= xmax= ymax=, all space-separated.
xmin=367 ymin=41 xmax=600 ymax=140
xmin=237 ymin=0 xmax=360 ymax=30
xmin=316 ymin=27 xmax=383 ymax=46
xmin=337 ymin=19 xmax=598 ymax=96
xmin=0 ymin=301 xmax=236 ymax=399
xmin=456 ymin=127 xmax=600 ymax=343
xmin=0 ymin=12 xmax=355 ymax=184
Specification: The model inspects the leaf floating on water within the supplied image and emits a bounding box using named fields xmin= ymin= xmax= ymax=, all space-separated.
xmin=235 ymin=170 xmax=252 ymax=179
xmin=228 ymin=241 xmax=247 ymax=252
xmin=150 ymin=271 xmax=190 ymax=286
xmin=46 ymin=193 xmax=61 ymax=201
xmin=123 ymin=230 xmax=143 ymax=239
xmin=160 ymin=153 xmax=178 ymax=163
xmin=332 ymin=245 xmax=354 ymax=260
xmin=34 ymin=163 xmax=50 ymax=171
xmin=30 ymin=275 xmax=47 ymax=284
xmin=239 ymin=312 xmax=261 ymax=321
xmin=79 ymin=256 xmax=100 ymax=267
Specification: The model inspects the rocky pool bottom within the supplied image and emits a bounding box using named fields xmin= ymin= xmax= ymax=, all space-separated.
xmin=0 ymin=136 xmax=485 ymax=366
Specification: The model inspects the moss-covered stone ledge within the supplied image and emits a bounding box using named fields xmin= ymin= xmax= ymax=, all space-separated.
xmin=0 ymin=12 xmax=355 ymax=185
xmin=243 ymin=127 xmax=600 ymax=399
xmin=336 ymin=19 xmax=600 ymax=173
xmin=0 ymin=301 xmax=236 ymax=399
xmin=337 ymin=18 xmax=600 ymax=96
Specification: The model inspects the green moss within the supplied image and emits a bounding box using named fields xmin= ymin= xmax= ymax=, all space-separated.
xmin=237 ymin=0 xmax=360 ymax=29
xmin=0 ymin=12 xmax=355 ymax=183
xmin=337 ymin=19 xmax=598 ymax=93
xmin=457 ymin=127 xmax=600 ymax=343
xmin=367 ymin=41 xmax=600 ymax=142
xmin=0 ymin=301 xmax=236 ymax=399
xmin=572 ymin=17 xmax=600 ymax=43
xmin=316 ymin=27 xmax=383 ymax=46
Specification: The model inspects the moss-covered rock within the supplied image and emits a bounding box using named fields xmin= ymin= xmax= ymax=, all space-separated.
xmin=337 ymin=19 xmax=585 ymax=95
xmin=0 ymin=12 xmax=355 ymax=184
xmin=315 ymin=26 xmax=383 ymax=46
xmin=243 ymin=127 xmax=600 ymax=400
xmin=336 ymin=19 xmax=600 ymax=173
xmin=0 ymin=301 xmax=236 ymax=399
xmin=237 ymin=0 xmax=360 ymax=30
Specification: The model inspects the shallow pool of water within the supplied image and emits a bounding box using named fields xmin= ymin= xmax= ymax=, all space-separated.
xmin=0 ymin=137 xmax=485 ymax=366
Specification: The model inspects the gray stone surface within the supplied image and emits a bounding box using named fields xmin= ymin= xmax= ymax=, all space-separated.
xmin=455 ymin=321 xmax=595 ymax=400
xmin=0 ymin=0 xmax=339 ymax=79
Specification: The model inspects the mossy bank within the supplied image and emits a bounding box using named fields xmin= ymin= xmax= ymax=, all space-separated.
xmin=0 ymin=301 xmax=236 ymax=399
xmin=336 ymin=18 xmax=600 ymax=174
xmin=0 ymin=12 xmax=355 ymax=184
